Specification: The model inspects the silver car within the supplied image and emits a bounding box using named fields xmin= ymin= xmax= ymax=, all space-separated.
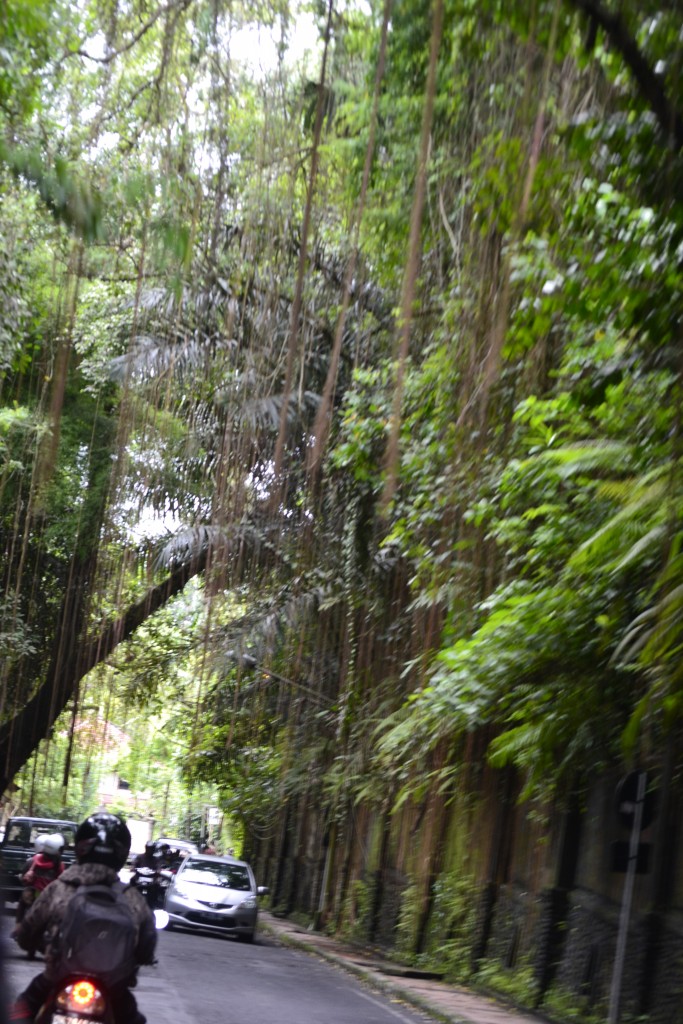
xmin=164 ymin=853 xmax=268 ymax=943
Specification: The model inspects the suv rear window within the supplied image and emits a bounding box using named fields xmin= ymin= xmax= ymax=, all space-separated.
xmin=4 ymin=821 xmax=77 ymax=850
xmin=4 ymin=822 xmax=30 ymax=846
xmin=30 ymin=824 xmax=76 ymax=850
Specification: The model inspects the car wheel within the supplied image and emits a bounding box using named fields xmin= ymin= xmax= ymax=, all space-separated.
xmin=237 ymin=931 xmax=255 ymax=944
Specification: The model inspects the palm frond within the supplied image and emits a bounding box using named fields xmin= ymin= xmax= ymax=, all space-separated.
xmin=611 ymin=606 xmax=657 ymax=666
xmin=154 ymin=525 xmax=229 ymax=569
xmin=639 ymin=581 xmax=683 ymax=658
xmin=238 ymin=391 xmax=321 ymax=432
xmin=570 ymin=478 xmax=670 ymax=571
xmin=520 ymin=440 xmax=632 ymax=479
xmin=612 ymin=557 xmax=683 ymax=670
xmin=614 ymin=523 xmax=668 ymax=572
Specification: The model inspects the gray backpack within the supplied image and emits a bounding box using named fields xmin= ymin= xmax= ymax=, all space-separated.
xmin=55 ymin=883 xmax=137 ymax=986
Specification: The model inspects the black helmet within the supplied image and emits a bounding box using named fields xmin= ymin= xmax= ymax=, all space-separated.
xmin=75 ymin=812 xmax=131 ymax=870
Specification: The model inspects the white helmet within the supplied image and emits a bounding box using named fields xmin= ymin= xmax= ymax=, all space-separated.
xmin=34 ymin=835 xmax=47 ymax=853
xmin=43 ymin=833 xmax=65 ymax=856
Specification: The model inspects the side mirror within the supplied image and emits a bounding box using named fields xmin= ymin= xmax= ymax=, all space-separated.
xmin=257 ymin=886 xmax=269 ymax=896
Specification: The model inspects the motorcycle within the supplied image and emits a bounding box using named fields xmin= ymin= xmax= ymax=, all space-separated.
xmin=35 ymin=977 xmax=115 ymax=1024
xmin=129 ymin=865 xmax=162 ymax=909
xmin=33 ymin=911 xmax=168 ymax=1024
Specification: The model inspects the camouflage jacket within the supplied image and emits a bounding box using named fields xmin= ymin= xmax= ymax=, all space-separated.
xmin=16 ymin=861 xmax=157 ymax=980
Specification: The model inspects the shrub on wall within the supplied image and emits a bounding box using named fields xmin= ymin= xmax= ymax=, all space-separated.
xmin=421 ymin=871 xmax=479 ymax=981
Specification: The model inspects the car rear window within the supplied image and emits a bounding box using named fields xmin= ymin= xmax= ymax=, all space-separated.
xmin=182 ymin=860 xmax=252 ymax=892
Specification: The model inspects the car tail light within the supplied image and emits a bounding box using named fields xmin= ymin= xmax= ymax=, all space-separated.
xmin=56 ymin=980 xmax=106 ymax=1016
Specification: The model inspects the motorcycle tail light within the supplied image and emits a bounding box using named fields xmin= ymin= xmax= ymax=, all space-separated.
xmin=56 ymin=980 xmax=106 ymax=1015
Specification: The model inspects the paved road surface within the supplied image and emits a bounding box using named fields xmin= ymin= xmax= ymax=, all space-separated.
xmin=2 ymin=916 xmax=432 ymax=1024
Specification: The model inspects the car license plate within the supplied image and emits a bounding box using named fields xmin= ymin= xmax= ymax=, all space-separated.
xmin=52 ymin=1014 xmax=94 ymax=1024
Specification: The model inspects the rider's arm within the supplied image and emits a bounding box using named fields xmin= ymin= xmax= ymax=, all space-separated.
xmin=123 ymin=887 xmax=157 ymax=965
xmin=15 ymin=883 xmax=60 ymax=951
xmin=20 ymin=855 xmax=36 ymax=883
xmin=137 ymin=909 xmax=158 ymax=965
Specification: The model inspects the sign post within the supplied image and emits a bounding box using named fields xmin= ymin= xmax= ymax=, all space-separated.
xmin=607 ymin=770 xmax=647 ymax=1024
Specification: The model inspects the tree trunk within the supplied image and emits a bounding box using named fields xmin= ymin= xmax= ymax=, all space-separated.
xmin=0 ymin=550 xmax=207 ymax=795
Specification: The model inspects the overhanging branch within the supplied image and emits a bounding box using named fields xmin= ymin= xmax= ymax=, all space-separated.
xmin=0 ymin=550 xmax=208 ymax=795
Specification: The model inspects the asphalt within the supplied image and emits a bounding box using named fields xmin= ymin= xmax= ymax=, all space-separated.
xmin=3 ymin=909 xmax=550 ymax=1024
xmin=259 ymin=912 xmax=549 ymax=1024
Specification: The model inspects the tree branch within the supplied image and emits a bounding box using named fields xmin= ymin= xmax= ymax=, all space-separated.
xmin=569 ymin=0 xmax=683 ymax=149
xmin=65 ymin=0 xmax=194 ymax=66
xmin=79 ymin=552 xmax=208 ymax=677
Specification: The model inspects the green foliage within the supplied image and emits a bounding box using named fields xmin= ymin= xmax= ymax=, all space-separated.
xmin=394 ymin=879 xmax=421 ymax=957
xmin=542 ymin=981 xmax=604 ymax=1024
xmin=187 ymin=728 xmax=284 ymax=842
xmin=391 ymin=871 xmax=478 ymax=976
xmin=0 ymin=144 xmax=106 ymax=240
xmin=0 ymin=0 xmax=60 ymax=125
xmin=379 ymin=577 xmax=621 ymax=800
xmin=329 ymin=366 xmax=390 ymax=486
xmin=338 ymin=879 xmax=373 ymax=944
xmin=422 ymin=872 xmax=478 ymax=981
xmin=475 ymin=959 xmax=540 ymax=1012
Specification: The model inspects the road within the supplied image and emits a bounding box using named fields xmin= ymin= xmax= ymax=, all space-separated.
xmin=2 ymin=916 xmax=431 ymax=1024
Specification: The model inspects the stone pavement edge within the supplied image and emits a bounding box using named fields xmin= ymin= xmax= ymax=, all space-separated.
xmin=259 ymin=911 xmax=555 ymax=1024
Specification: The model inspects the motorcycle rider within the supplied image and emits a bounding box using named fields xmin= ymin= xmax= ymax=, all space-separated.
xmin=13 ymin=835 xmax=64 ymax=933
xmin=132 ymin=841 xmax=157 ymax=871
xmin=156 ymin=843 xmax=172 ymax=869
xmin=11 ymin=812 xmax=156 ymax=1024
xmin=131 ymin=840 xmax=162 ymax=909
